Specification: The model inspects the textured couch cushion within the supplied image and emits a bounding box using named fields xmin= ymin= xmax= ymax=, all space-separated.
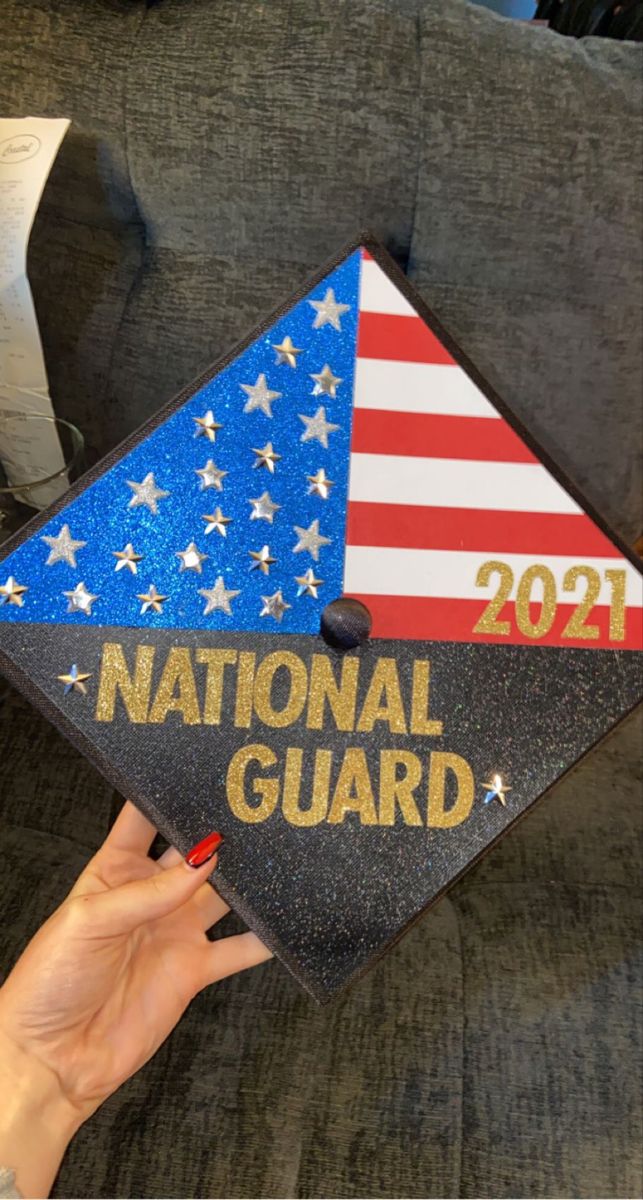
xmin=1 ymin=0 xmax=642 ymax=1196
xmin=412 ymin=0 xmax=643 ymax=544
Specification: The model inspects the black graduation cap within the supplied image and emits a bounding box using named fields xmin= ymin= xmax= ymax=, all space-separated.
xmin=0 ymin=236 xmax=641 ymax=1001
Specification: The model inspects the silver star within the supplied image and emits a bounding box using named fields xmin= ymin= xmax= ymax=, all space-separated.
xmin=310 ymin=363 xmax=342 ymax=398
xmin=249 ymin=491 xmax=281 ymax=523
xmin=240 ymin=373 xmax=282 ymax=418
xmin=309 ymin=287 xmax=350 ymax=331
xmin=193 ymin=409 xmax=223 ymax=442
xmin=63 ymin=582 xmax=99 ymax=616
xmin=299 ymin=406 xmax=340 ymax=448
xmin=127 ymin=472 xmax=170 ymax=514
xmin=113 ymin=543 xmax=143 ymax=574
xmin=0 ymin=576 xmax=28 ymax=607
xmin=260 ymin=589 xmax=291 ymax=623
xmin=249 ymin=545 xmax=276 ymax=575
xmin=41 ymin=524 xmax=87 ymax=567
xmin=272 ymin=335 xmax=302 ymax=368
xmin=292 ymin=519 xmax=331 ymax=561
xmin=196 ymin=460 xmax=227 ymax=491
xmin=176 ymin=541 xmax=208 ymax=573
xmin=482 ymin=773 xmax=512 ymax=808
xmin=202 ymin=507 xmax=232 ymax=537
xmin=57 ymin=664 xmax=92 ymax=696
xmin=252 ymin=442 xmax=281 ymax=473
xmin=307 ymin=468 xmax=335 ymax=500
xmin=137 ymin=584 xmax=168 ymax=615
xmin=199 ymin=575 xmax=240 ymax=616
xmin=295 ymin=568 xmax=324 ymax=598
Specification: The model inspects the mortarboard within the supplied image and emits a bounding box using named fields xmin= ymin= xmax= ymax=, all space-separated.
xmin=0 ymin=235 xmax=641 ymax=1001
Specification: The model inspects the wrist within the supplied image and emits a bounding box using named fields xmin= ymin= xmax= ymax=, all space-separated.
xmin=0 ymin=1027 xmax=83 ymax=1198
xmin=0 ymin=1026 xmax=84 ymax=1134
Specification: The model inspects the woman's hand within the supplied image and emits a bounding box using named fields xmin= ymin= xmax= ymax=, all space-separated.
xmin=0 ymin=803 xmax=271 ymax=1197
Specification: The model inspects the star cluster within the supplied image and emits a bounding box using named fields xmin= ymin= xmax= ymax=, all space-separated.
xmin=0 ymin=252 xmax=361 ymax=632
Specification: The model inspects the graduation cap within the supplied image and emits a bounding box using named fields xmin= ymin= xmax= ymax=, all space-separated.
xmin=0 ymin=236 xmax=641 ymax=1002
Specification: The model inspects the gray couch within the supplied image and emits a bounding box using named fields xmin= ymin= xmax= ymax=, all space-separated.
xmin=1 ymin=1 xmax=641 ymax=1196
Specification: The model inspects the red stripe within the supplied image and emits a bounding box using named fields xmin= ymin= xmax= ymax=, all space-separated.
xmin=361 ymin=247 xmax=374 ymax=260
xmin=351 ymin=408 xmax=535 ymax=464
xmin=349 ymin=594 xmax=643 ymax=650
xmin=357 ymin=311 xmax=455 ymax=365
xmin=346 ymin=502 xmax=623 ymax=558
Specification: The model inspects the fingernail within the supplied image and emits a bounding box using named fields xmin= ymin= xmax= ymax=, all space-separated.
xmin=185 ymin=831 xmax=224 ymax=868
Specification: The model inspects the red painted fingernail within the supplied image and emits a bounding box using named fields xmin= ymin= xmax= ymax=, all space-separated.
xmin=186 ymin=831 xmax=224 ymax=868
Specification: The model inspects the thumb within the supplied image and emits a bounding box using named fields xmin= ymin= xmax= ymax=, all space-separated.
xmin=90 ymin=831 xmax=224 ymax=935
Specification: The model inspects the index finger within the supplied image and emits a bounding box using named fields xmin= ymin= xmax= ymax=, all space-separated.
xmin=104 ymin=799 xmax=157 ymax=855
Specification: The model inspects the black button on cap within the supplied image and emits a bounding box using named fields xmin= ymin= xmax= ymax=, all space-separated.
xmin=320 ymin=597 xmax=372 ymax=650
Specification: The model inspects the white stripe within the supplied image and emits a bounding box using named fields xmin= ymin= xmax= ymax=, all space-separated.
xmin=344 ymin=546 xmax=643 ymax=607
xmin=353 ymin=358 xmax=500 ymax=419
xmin=359 ymin=257 xmax=417 ymax=317
xmin=348 ymin=453 xmax=582 ymax=515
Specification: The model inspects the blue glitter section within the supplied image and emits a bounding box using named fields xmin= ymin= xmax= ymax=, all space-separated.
xmin=0 ymin=251 xmax=362 ymax=633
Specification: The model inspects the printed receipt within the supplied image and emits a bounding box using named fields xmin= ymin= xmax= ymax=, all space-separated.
xmin=0 ymin=116 xmax=70 ymax=507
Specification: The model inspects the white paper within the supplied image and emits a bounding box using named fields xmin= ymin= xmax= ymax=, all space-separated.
xmin=0 ymin=116 xmax=70 ymax=507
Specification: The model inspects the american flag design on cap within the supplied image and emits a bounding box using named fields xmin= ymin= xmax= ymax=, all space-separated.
xmin=0 ymin=235 xmax=641 ymax=1001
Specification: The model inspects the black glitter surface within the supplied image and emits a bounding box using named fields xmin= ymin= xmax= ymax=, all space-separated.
xmin=0 ymin=621 xmax=640 ymax=1001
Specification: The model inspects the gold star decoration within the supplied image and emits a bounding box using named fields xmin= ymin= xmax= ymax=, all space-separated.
xmin=298 ymin=406 xmax=340 ymax=448
xmin=292 ymin=519 xmax=331 ymax=561
xmin=249 ymin=491 xmax=281 ymax=523
xmin=252 ymin=442 xmax=281 ymax=473
xmin=137 ymin=585 xmax=168 ymax=615
xmin=240 ymin=374 xmax=282 ymax=418
xmin=113 ymin=543 xmax=143 ymax=574
xmin=176 ymin=541 xmax=208 ymax=573
xmin=202 ymin=507 xmax=232 ymax=537
xmin=41 ymin=524 xmax=87 ymax=567
xmin=0 ymin=576 xmax=28 ymax=607
xmin=199 ymin=576 xmax=240 ymax=616
xmin=63 ymin=582 xmax=99 ymax=616
xmin=295 ymin=568 xmax=324 ymax=599
xmin=307 ymin=468 xmax=335 ymax=500
xmin=310 ymin=363 xmax=342 ymax=398
xmin=193 ymin=410 xmax=222 ymax=442
xmin=482 ymin=773 xmax=512 ymax=807
xmin=260 ymin=589 xmax=291 ymax=622
xmin=272 ymin=335 xmax=302 ymax=368
xmin=126 ymin=473 xmax=170 ymax=514
xmin=309 ymin=288 xmax=350 ymax=331
xmin=249 ymin=545 xmax=276 ymax=575
xmin=196 ymin=460 xmax=227 ymax=491
xmin=57 ymin=664 xmax=92 ymax=696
